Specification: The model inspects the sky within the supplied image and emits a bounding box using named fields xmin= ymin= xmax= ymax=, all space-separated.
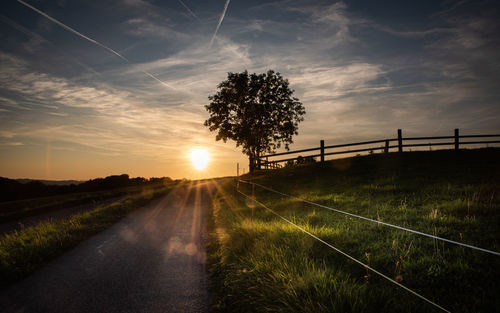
xmin=0 ymin=0 xmax=499 ymax=180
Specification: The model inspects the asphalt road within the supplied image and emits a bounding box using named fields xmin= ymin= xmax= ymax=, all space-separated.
xmin=0 ymin=181 xmax=215 ymax=313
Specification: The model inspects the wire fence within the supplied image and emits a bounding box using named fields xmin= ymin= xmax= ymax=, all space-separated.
xmin=239 ymin=180 xmax=500 ymax=256
xmin=236 ymin=179 xmax=500 ymax=312
xmin=236 ymin=186 xmax=451 ymax=313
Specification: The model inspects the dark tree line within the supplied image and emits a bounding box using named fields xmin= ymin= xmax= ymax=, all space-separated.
xmin=0 ymin=174 xmax=173 ymax=202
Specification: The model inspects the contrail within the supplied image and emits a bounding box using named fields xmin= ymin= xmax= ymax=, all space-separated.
xmin=1 ymin=14 xmax=101 ymax=76
xmin=209 ymin=0 xmax=230 ymax=48
xmin=1 ymin=14 xmax=44 ymax=42
xmin=178 ymin=0 xmax=201 ymax=23
xmin=16 ymin=0 xmax=172 ymax=89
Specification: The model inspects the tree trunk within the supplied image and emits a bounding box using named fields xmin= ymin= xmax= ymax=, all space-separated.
xmin=248 ymin=148 xmax=263 ymax=173
xmin=249 ymin=154 xmax=254 ymax=173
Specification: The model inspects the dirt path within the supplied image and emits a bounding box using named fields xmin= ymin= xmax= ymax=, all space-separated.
xmin=0 ymin=180 xmax=215 ymax=313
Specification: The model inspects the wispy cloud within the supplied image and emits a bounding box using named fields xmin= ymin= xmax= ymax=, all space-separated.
xmin=1 ymin=13 xmax=100 ymax=76
xmin=289 ymin=63 xmax=387 ymax=100
xmin=16 ymin=0 xmax=173 ymax=89
xmin=0 ymin=52 xmax=209 ymax=161
xmin=124 ymin=18 xmax=189 ymax=40
xmin=120 ymin=0 xmax=151 ymax=7
xmin=0 ymin=141 xmax=24 ymax=146
xmin=209 ymin=0 xmax=231 ymax=48
xmin=374 ymin=25 xmax=453 ymax=38
xmin=0 ymin=14 xmax=47 ymax=51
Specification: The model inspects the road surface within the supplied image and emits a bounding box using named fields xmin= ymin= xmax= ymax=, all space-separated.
xmin=0 ymin=181 xmax=215 ymax=313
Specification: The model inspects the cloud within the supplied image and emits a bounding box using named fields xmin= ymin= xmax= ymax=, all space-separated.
xmin=17 ymin=0 xmax=122 ymax=58
xmin=0 ymin=14 xmax=49 ymax=53
xmin=289 ymin=63 xmax=387 ymax=100
xmin=47 ymin=111 xmax=68 ymax=116
xmin=0 ymin=141 xmax=24 ymax=146
xmin=0 ymin=52 xmax=211 ymax=161
xmin=125 ymin=37 xmax=252 ymax=96
xmin=123 ymin=18 xmax=189 ymax=40
xmin=17 ymin=0 xmax=174 ymax=90
xmin=286 ymin=1 xmax=362 ymax=45
xmin=443 ymin=15 xmax=499 ymax=49
xmin=374 ymin=26 xmax=453 ymax=38
xmin=119 ymin=0 xmax=151 ymax=7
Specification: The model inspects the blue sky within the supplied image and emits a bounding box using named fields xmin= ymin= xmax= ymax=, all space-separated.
xmin=0 ymin=0 xmax=499 ymax=179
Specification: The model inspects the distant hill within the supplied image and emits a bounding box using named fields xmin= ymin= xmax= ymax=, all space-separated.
xmin=15 ymin=179 xmax=84 ymax=186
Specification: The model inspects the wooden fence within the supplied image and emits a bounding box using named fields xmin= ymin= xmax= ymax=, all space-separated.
xmin=259 ymin=129 xmax=500 ymax=169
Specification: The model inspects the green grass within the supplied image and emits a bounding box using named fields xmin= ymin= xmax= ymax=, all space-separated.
xmin=0 ymin=184 xmax=168 ymax=223
xmin=207 ymin=148 xmax=500 ymax=313
xmin=0 ymin=183 xmax=177 ymax=288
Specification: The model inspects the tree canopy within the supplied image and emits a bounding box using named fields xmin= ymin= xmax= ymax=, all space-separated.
xmin=205 ymin=70 xmax=305 ymax=171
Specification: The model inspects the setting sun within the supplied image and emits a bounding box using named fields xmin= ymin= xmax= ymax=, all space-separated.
xmin=189 ymin=149 xmax=210 ymax=170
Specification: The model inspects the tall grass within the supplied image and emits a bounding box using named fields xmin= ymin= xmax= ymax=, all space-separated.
xmin=207 ymin=149 xmax=500 ymax=312
xmin=0 ymin=184 xmax=177 ymax=288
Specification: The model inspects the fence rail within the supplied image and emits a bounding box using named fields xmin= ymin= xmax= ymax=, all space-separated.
xmin=259 ymin=129 xmax=500 ymax=169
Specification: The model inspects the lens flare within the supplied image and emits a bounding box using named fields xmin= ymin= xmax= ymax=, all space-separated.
xmin=190 ymin=149 xmax=210 ymax=170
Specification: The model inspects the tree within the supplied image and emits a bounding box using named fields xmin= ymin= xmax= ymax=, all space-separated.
xmin=205 ymin=70 xmax=305 ymax=172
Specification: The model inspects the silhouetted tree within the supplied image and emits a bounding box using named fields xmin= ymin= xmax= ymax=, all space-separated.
xmin=149 ymin=177 xmax=173 ymax=185
xmin=205 ymin=70 xmax=305 ymax=172
xmin=0 ymin=174 xmax=175 ymax=202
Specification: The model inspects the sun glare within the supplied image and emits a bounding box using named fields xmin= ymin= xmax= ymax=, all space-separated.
xmin=190 ymin=149 xmax=210 ymax=170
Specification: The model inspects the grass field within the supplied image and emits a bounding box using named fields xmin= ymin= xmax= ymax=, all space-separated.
xmin=0 ymin=182 xmax=179 ymax=288
xmin=207 ymin=148 xmax=500 ymax=313
xmin=0 ymin=184 xmax=168 ymax=224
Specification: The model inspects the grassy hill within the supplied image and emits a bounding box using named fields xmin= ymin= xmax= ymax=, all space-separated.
xmin=208 ymin=148 xmax=500 ymax=313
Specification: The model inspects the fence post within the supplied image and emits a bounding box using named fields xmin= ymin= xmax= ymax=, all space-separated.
xmin=398 ymin=129 xmax=403 ymax=152
xmin=266 ymin=156 xmax=269 ymax=169
xmin=384 ymin=140 xmax=389 ymax=153
xmin=320 ymin=140 xmax=325 ymax=163
xmin=455 ymin=128 xmax=459 ymax=150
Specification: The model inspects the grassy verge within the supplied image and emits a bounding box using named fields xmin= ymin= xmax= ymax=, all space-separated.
xmin=0 ymin=184 xmax=167 ymax=223
xmin=0 ymin=183 xmax=177 ymax=288
xmin=207 ymin=149 xmax=500 ymax=313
